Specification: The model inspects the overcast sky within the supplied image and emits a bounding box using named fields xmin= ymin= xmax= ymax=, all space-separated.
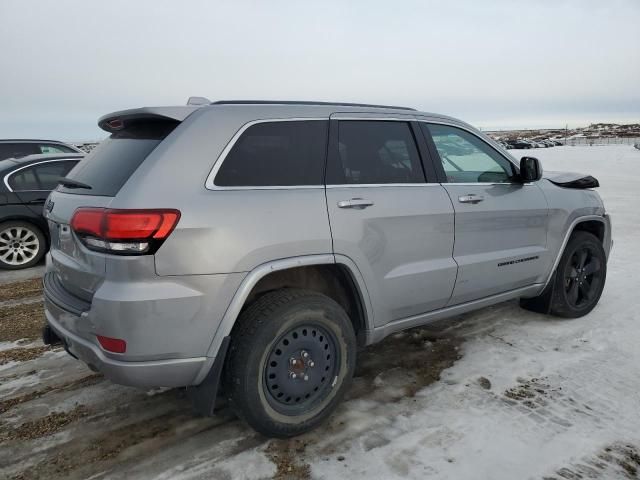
xmin=1 ymin=0 xmax=639 ymax=141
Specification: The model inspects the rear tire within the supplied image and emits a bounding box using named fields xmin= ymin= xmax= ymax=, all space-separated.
xmin=549 ymin=231 xmax=607 ymax=318
xmin=225 ymin=288 xmax=356 ymax=438
xmin=0 ymin=221 xmax=46 ymax=270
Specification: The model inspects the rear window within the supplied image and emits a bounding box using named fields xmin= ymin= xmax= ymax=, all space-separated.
xmin=214 ymin=120 xmax=328 ymax=187
xmin=58 ymin=121 xmax=177 ymax=196
xmin=39 ymin=144 xmax=77 ymax=154
xmin=0 ymin=143 xmax=40 ymax=160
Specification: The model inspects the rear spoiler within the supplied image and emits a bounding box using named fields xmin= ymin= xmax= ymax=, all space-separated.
xmin=98 ymin=106 xmax=201 ymax=133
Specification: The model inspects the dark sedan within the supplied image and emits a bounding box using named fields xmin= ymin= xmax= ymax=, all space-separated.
xmin=0 ymin=139 xmax=82 ymax=161
xmin=506 ymin=140 xmax=533 ymax=149
xmin=0 ymin=153 xmax=83 ymax=269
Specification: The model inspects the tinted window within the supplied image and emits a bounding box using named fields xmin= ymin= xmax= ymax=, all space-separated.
xmin=327 ymin=121 xmax=424 ymax=184
xmin=8 ymin=160 xmax=78 ymax=191
xmin=0 ymin=143 xmax=39 ymax=161
xmin=425 ymin=124 xmax=515 ymax=183
xmin=39 ymin=144 xmax=76 ymax=154
xmin=59 ymin=121 xmax=176 ymax=196
xmin=215 ymin=121 xmax=328 ymax=187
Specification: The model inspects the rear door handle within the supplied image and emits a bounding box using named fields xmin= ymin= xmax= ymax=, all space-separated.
xmin=458 ymin=194 xmax=484 ymax=204
xmin=337 ymin=198 xmax=374 ymax=209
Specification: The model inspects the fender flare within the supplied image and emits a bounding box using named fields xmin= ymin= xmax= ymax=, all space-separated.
xmin=193 ymin=253 xmax=374 ymax=385
xmin=541 ymin=214 xmax=611 ymax=290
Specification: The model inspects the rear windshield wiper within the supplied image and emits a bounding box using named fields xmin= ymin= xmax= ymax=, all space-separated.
xmin=57 ymin=178 xmax=92 ymax=190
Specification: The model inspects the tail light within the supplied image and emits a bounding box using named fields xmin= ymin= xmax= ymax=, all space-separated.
xmin=71 ymin=208 xmax=180 ymax=255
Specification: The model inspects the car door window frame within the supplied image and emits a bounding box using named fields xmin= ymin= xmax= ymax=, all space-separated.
xmin=4 ymin=159 xmax=79 ymax=192
xmin=418 ymin=121 xmax=521 ymax=184
xmin=325 ymin=118 xmax=438 ymax=187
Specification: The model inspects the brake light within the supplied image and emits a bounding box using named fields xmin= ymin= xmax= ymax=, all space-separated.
xmin=71 ymin=208 xmax=180 ymax=255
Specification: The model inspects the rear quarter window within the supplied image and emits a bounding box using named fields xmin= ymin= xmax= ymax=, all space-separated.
xmin=214 ymin=120 xmax=328 ymax=187
xmin=7 ymin=160 xmax=79 ymax=191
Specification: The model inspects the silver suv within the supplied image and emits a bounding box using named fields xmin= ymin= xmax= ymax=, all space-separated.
xmin=42 ymin=100 xmax=612 ymax=437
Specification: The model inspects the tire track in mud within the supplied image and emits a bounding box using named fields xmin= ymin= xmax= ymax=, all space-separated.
xmin=0 ymin=373 xmax=103 ymax=415
xmin=0 ymin=301 xmax=45 ymax=343
xmin=1 ymin=404 xmax=91 ymax=442
xmin=0 ymin=346 xmax=51 ymax=366
xmin=3 ymin=330 xmax=462 ymax=480
xmin=544 ymin=443 xmax=640 ymax=479
xmin=0 ymin=278 xmax=42 ymax=303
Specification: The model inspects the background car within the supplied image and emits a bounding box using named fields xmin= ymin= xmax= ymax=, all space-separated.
xmin=506 ymin=140 xmax=533 ymax=149
xmin=0 ymin=139 xmax=83 ymax=161
xmin=0 ymin=153 xmax=83 ymax=269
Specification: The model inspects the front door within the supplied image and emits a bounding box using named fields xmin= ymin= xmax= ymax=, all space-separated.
xmin=325 ymin=116 xmax=457 ymax=327
xmin=421 ymin=123 xmax=549 ymax=305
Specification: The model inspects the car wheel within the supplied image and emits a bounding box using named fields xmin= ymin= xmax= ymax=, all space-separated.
xmin=549 ymin=231 xmax=607 ymax=318
xmin=225 ymin=288 xmax=356 ymax=438
xmin=0 ymin=221 xmax=46 ymax=270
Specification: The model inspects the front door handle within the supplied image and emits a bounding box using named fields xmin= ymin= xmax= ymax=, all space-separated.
xmin=337 ymin=198 xmax=374 ymax=209
xmin=458 ymin=194 xmax=484 ymax=204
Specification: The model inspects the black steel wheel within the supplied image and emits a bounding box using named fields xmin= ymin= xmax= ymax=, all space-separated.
xmin=263 ymin=323 xmax=340 ymax=415
xmin=225 ymin=289 xmax=356 ymax=438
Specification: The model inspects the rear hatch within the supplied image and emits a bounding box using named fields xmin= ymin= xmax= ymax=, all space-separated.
xmin=45 ymin=110 xmax=187 ymax=304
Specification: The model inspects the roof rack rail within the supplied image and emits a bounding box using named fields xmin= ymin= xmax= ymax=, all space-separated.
xmin=210 ymin=100 xmax=416 ymax=111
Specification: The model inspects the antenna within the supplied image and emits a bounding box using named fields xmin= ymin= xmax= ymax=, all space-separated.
xmin=187 ymin=96 xmax=212 ymax=106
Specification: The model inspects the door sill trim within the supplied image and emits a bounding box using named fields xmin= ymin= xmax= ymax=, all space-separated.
xmin=370 ymin=283 xmax=543 ymax=343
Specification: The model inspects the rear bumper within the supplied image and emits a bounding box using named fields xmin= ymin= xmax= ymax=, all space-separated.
xmin=44 ymin=298 xmax=207 ymax=388
xmin=42 ymin=253 xmax=245 ymax=388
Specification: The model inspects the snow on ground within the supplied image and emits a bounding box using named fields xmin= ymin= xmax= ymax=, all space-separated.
xmin=1 ymin=145 xmax=640 ymax=480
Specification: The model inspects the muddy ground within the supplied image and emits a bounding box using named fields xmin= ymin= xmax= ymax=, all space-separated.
xmin=0 ymin=271 xmax=463 ymax=480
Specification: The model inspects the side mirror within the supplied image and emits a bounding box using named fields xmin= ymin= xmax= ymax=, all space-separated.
xmin=519 ymin=156 xmax=543 ymax=182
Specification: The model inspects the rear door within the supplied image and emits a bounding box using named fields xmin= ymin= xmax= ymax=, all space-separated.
xmin=325 ymin=114 xmax=456 ymax=327
xmin=7 ymin=159 xmax=80 ymax=216
xmin=420 ymin=122 xmax=549 ymax=305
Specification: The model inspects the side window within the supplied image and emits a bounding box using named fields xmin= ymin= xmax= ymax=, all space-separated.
xmin=39 ymin=144 xmax=76 ymax=154
xmin=8 ymin=160 xmax=78 ymax=191
xmin=424 ymin=124 xmax=515 ymax=183
xmin=214 ymin=121 xmax=328 ymax=187
xmin=7 ymin=168 xmax=39 ymax=191
xmin=33 ymin=160 xmax=79 ymax=189
xmin=327 ymin=121 xmax=425 ymax=185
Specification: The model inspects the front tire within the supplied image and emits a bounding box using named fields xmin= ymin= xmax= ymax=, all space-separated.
xmin=0 ymin=221 xmax=46 ymax=270
xmin=549 ymin=231 xmax=607 ymax=318
xmin=225 ymin=289 xmax=356 ymax=438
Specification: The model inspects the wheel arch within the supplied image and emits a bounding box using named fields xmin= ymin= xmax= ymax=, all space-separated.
xmin=542 ymin=214 xmax=611 ymax=290
xmin=197 ymin=254 xmax=374 ymax=385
